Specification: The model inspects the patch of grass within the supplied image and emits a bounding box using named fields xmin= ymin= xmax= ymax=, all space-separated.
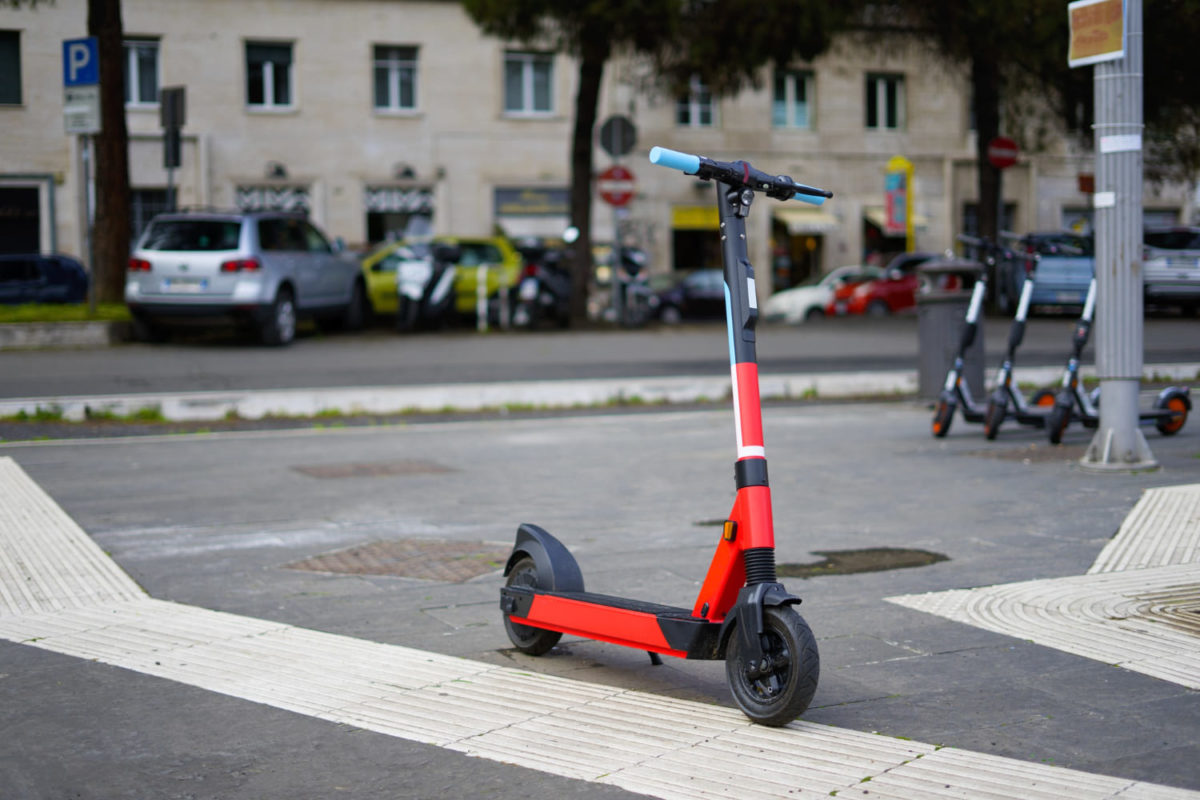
xmin=3 ymin=405 xmax=65 ymax=422
xmin=0 ymin=303 xmax=130 ymax=324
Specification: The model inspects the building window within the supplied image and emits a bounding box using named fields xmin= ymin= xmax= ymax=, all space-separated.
xmin=246 ymin=42 xmax=293 ymax=108
xmin=374 ymin=45 xmax=418 ymax=111
xmin=0 ymin=30 xmax=20 ymax=105
xmin=676 ymin=76 xmax=714 ymax=128
xmin=773 ymin=69 xmax=813 ymax=129
xmin=503 ymin=51 xmax=553 ymax=115
xmin=123 ymin=38 xmax=159 ymax=106
xmin=865 ymin=73 xmax=904 ymax=130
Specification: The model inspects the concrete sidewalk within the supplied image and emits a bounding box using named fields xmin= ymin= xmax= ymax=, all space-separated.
xmin=1 ymin=396 xmax=1199 ymax=798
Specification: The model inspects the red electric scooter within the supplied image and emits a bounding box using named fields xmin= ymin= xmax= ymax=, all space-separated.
xmin=498 ymin=146 xmax=831 ymax=726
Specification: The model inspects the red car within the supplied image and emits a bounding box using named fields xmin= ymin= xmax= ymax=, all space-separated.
xmin=835 ymin=252 xmax=936 ymax=316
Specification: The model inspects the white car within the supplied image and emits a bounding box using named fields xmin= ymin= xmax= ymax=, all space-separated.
xmin=763 ymin=265 xmax=882 ymax=323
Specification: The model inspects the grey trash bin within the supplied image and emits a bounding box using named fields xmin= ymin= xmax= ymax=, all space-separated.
xmin=917 ymin=259 xmax=985 ymax=400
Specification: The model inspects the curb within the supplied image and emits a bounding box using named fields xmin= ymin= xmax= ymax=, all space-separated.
xmin=0 ymin=321 xmax=129 ymax=350
xmin=2 ymin=363 xmax=1196 ymax=423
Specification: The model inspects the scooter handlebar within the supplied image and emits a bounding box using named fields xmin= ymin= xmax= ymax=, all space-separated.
xmin=649 ymin=146 xmax=831 ymax=206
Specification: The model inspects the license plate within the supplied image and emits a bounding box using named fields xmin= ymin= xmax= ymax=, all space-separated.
xmin=163 ymin=277 xmax=207 ymax=292
xmin=1055 ymin=291 xmax=1081 ymax=303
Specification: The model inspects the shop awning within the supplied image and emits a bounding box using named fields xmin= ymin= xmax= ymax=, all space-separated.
xmin=672 ymin=205 xmax=720 ymax=230
xmin=772 ymin=207 xmax=841 ymax=235
xmin=864 ymin=206 xmax=929 ymax=235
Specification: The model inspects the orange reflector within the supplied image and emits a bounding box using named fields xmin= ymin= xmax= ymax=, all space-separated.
xmin=722 ymin=520 xmax=737 ymax=542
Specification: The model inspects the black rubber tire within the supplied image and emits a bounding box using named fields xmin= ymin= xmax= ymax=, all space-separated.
xmin=1155 ymin=394 xmax=1189 ymax=436
xmin=341 ymin=280 xmax=367 ymax=331
xmin=659 ymin=305 xmax=683 ymax=325
xmin=932 ymin=398 xmax=954 ymax=438
xmin=259 ymin=287 xmax=296 ymax=346
xmin=725 ymin=605 xmax=820 ymax=727
xmin=866 ymin=299 xmax=889 ymax=317
xmin=396 ymin=297 xmax=419 ymax=332
xmin=131 ymin=314 xmax=168 ymax=343
xmin=984 ymin=397 xmax=1007 ymax=440
xmin=502 ymin=557 xmax=563 ymax=656
xmin=804 ymin=307 xmax=825 ymax=321
xmin=1048 ymin=401 xmax=1071 ymax=445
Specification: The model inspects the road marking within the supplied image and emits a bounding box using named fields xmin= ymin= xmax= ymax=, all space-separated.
xmin=889 ymin=484 xmax=1200 ymax=691
xmin=1 ymin=457 xmax=1196 ymax=799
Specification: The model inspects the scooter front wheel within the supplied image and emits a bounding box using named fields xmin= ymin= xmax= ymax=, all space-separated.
xmin=932 ymin=397 xmax=955 ymax=438
xmin=984 ymin=396 xmax=1007 ymax=440
xmin=1048 ymin=399 xmax=1072 ymax=445
xmin=725 ymin=606 xmax=819 ymax=727
xmin=502 ymin=557 xmax=563 ymax=656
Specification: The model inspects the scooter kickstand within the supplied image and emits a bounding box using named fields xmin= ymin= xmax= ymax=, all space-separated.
xmin=647 ymin=651 xmax=663 ymax=666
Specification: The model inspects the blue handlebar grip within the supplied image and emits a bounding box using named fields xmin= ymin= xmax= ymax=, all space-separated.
xmin=649 ymin=146 xmax=701 ymax=175
xmin=792 ymin=192 xmax=827 ymax=206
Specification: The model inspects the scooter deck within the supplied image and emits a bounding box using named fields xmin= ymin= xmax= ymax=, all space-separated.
xmin=501 ymin=586 xmax=722 ymax=660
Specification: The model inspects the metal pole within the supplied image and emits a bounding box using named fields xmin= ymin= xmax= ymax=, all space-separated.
xmin=1082 ymin=0 xmax=1155 ymax=470
xmin=82 ymin=134 xmax=96 ymax=315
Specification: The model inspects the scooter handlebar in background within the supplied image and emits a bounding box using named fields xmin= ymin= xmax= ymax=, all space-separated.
xmin=649 ymin=146 xmax=832 ymax=206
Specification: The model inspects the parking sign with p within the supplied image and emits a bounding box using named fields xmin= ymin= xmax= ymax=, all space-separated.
xmin=63 ymin=38 xmax=99 ymax=86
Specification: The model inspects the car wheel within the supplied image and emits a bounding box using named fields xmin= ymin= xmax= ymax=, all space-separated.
xmin=804 ymin=306 xmax=824 ymax=321
xmin=130 ymin=313 xmax=168 ymax=343
xmin=866 ymin=299 xmax=889 ymax=317
xmin=260 ymin=287 xmax=296 ymax=346
xmin=340 ymin=280 xmax=367 ymax=331
xmin=659 ymin=305 xmax=683 ymax=325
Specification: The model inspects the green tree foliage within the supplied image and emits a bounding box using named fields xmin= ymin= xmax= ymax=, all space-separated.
xmin=461 ymin=0 xmax=853 ymax=324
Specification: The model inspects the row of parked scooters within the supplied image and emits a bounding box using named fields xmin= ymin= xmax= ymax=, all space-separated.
xmin=931 ymin=273 xmax=1191 ymax=443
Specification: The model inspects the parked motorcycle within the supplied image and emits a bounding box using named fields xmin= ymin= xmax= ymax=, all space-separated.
xmin=395 ymin=241 xmax=461 ymax=332
xmin=511 ymin=239 xmax=572 ymax=329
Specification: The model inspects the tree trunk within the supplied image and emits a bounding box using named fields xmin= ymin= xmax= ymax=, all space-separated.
xmin=567 ymin=37 xmax=608 ymax=326
xmin=971 ymin=55 xmax=1002 ymax=248
xmin=88 ymin=0 xmax=131 ymax=304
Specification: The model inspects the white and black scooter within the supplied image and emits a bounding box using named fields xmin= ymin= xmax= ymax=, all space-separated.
xmin=395 ymin=241 xmax=461 ymax=332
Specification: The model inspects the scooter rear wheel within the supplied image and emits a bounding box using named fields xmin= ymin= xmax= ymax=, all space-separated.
xmin=503 ymin=557 xmax=563 ymax=656
xmin=725 ymin=606 xmax=819 ymax=727
xmin=932 ymin=398 xmax=954 ymax=438
xmin=1156 ymin=395 xmax=1189 ymax=436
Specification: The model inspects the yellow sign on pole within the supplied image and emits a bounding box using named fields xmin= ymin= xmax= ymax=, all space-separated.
xmin=1068 ymin=0 xmax=1124 ymax=67
xmin=884 ymin=155 xmax=914 ymax=252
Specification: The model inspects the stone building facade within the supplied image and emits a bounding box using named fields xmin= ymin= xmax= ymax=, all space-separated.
xmin=1 ymin=0 xmax=1191 ymax=292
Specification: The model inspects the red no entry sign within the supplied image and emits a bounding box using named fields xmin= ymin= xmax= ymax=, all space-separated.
xmin=987 ymin=136 xmax=1019 ymax=170
xmin=598 ymin=165 xmax=636 ymax=207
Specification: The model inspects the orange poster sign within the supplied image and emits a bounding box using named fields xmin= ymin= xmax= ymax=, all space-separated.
xmin=1068 ymin=0 xmax=1124 ymax=67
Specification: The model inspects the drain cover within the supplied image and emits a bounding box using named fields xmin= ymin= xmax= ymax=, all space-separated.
xmin=778 ymin=547 xmax=948 ymax=578
xmin=285 ymin=538 xmax=508 ymax=582
xmin=967 ymin=444 xmax=1088 ymax=463
xmin=292 ymin=460 xmax=454 ymax=479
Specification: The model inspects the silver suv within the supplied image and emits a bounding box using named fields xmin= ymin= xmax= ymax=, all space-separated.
xmin=1144 ymin=227 xmax=1200 ymax=316
xmin=126 ymin=211 xmax=368 ymax=345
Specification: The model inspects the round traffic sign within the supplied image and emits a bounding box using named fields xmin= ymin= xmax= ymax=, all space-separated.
xmin=987 ymin=136 xmax=1019 ymax=170
xmin=598 ymin=165 xmax=636 ymax=207
xmin=599 ymin=115 xmax=637 ymax=158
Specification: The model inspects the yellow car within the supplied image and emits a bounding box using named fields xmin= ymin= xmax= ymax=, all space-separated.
xmin=360 ymin=236 xmax=523 ymax=318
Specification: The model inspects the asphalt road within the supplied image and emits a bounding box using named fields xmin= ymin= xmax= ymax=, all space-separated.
xmin=3 ymin=314 xmax=1199 ymax=400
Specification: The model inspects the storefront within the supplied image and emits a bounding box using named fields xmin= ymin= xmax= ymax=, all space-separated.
xmin=364 ymin=184 xmax=435 ymax=242
xmin=770 ymin=206 xmax=839 ymax=287
xmin=493 ymin=186 xmax=569 ymax=241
